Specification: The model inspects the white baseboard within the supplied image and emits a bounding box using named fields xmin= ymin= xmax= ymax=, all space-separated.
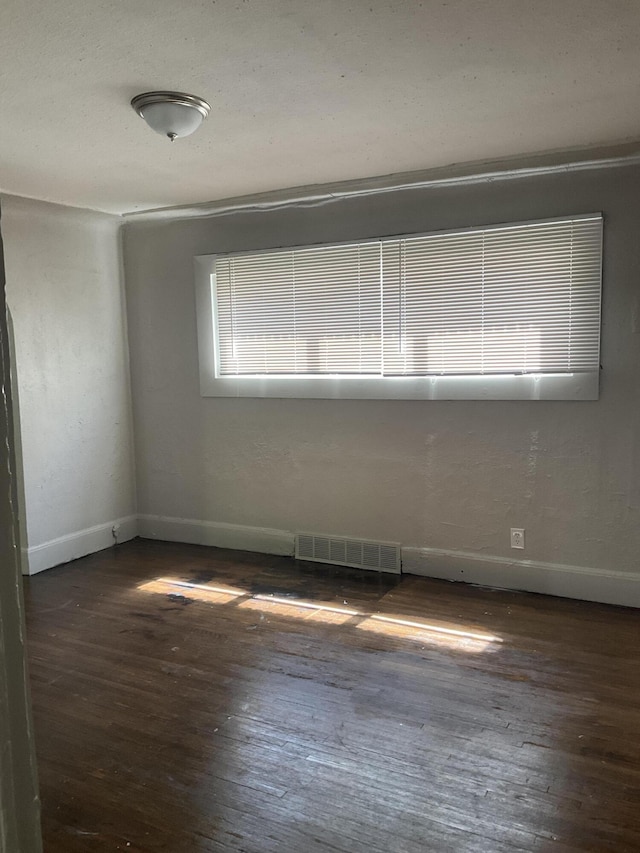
xmin=137 ymin=514 xmax=294 ymax=557
xmin=24 ymin=515 xmax=138 ymax=575
xmin=24 ymin=513 xmax=640 ymax=608
xmin=402 ymin=545 xmax=640 ymax=608
xmin=138 ymin=517 xmax=639 ymax=607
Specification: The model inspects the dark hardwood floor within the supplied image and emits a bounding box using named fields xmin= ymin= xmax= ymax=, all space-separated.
xmin=24 ymin=539 xmax=640 ymax=852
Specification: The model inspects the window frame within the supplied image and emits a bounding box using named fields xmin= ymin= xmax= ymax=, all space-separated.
xmin=194 ymin=214 xmax=602 ymax=401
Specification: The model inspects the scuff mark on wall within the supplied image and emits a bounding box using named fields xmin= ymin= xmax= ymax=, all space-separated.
xmin=525 ymin=428 xmax=539 ymax=503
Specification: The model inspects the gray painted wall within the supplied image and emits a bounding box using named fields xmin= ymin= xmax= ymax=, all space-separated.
xmin=0 ymin=204 xmax=42 ymax=852
xmin=2 ymin=196 xmax=137 ymax=571
xmin=123 ymin=164 xmax=640 ymax=583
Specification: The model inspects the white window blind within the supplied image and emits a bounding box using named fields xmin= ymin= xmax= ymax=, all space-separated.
xmin=212 ymin=215 xmax=602 ymax=381
xmin=214 ymin=242 xmax=382 ymax=376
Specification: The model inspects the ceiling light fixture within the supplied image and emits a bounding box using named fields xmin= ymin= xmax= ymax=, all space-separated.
xmin=131 ymin=91 xmax=211 ymax=141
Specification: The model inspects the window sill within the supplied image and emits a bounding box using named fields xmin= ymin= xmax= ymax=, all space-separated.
xmin=197 ymin=371 xmax=599 ymax=401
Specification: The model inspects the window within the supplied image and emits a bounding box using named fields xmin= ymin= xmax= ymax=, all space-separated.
xmin=195 ymin=214 xmax=602 ymax=400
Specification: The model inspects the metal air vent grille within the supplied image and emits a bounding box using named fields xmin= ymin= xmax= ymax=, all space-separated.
xmin=295 ymin=533 xmax=401 ymax=574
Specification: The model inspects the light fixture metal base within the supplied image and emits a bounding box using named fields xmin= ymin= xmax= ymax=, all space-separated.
xmin=131 ymin=91 xmax=211 ymax=119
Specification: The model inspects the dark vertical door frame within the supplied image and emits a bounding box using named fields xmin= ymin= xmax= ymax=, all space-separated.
xmin=0 ymin=199 xmax=42 ymax=852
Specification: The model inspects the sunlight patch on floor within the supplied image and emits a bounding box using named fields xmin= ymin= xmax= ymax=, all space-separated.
xmin=137 ymin=577 xmax=502 ymax=653
xmin=239 ymin=595 xmax=358 ymax=625
xmin=356 ymin=614 xmax=499 ymax=652
xmin=138 ymin=578 xmax=246 ymax=605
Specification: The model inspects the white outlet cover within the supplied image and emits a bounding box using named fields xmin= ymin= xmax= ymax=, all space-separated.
xmin=510 ymin=528 xmax=525 ymax=549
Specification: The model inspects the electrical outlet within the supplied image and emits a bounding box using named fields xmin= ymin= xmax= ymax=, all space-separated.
xmin=510 ymin=528 xmax=525 ymax=549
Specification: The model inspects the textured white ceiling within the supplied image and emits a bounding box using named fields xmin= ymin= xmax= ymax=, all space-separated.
xmin=1 ymin=0 xmax=640 ymax=214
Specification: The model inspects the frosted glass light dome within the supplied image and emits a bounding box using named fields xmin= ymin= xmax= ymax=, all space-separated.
xmin=131 ymin=92 xmax=211 ymax=141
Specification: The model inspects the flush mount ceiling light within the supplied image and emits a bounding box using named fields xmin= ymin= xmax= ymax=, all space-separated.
xmin=131 ymin=91 xmax=211 ymax=141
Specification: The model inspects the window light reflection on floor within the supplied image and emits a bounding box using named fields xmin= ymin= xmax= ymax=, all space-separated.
xmin=138 ymin=578 xmax=246 ymax=605
xmin=137 ymin=577 xmax=502 ymax=653
xmin=239 ymin=595 xmax=359 ymax=625
xmin=356 ymin=614 xmax=499 ymax=652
